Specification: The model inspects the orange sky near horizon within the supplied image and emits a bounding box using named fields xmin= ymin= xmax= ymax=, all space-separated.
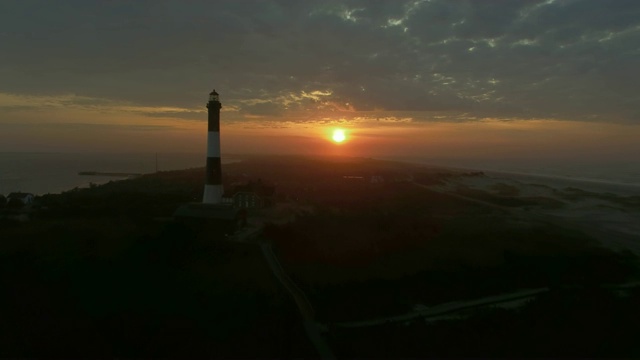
xmin=2 ymin=0 xmax=639 ymax=175
xmin=219 ymin=119 xmax=640 ymax=161
xmin=1 ymin=117 xmax=638 ymax=161
xmin=1 ymin=93 xmax=639 ymax=163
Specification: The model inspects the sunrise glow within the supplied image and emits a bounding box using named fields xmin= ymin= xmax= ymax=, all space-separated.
xmin=332 ymin=129 xmax=346 ymax=143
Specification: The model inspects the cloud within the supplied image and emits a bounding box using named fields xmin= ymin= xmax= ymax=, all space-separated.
xmin=0 ymin=0 xmax=639 ymax=123
xmin=0 ymin=92 xmax=206 ymax=122
xmin=239 ymin=101 xmax=284 ymax=117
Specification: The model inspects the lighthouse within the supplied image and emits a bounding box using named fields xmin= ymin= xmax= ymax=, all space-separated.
xmin=203 ymin=89 xmax=223 ymax=204
xmin=173 ymin=89 xmax=245 ymax=232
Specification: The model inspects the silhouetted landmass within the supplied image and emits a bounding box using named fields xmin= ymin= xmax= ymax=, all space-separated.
xmin=0 ymin=165 xmax=314 ymax=357
xmin=329 ymin=287 xmax=640 ymax=358
xmin=559 ymin=187 xmax=640 ymax=209
xmin=453 ymin=184 xmax=566 ymax=209
xmin=264 ymin=180 xmax=637 ymax=322
xmin=1 ymin=155 xmax=639 ymax=357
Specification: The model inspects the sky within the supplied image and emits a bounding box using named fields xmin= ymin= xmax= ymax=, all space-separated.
xmin=1 ymin=0 xmax=639 ymax=168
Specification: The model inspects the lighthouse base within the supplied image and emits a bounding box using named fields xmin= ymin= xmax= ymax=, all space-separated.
xmin=173 ymin=202 xmax=246 ymax=236
xmin=202 ymin=184 xmax=223 ymax=204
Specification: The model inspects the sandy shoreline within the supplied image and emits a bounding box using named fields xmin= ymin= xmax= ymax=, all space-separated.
xmin=482 ymin=170 xmax=640 ymax=196
xmin=435 ymin=169 xmax=640 ymax=254
xmin=423 ymin=162 xmax=640 ymax=195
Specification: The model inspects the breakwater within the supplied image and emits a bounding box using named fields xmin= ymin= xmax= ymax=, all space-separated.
xmin=78 ymin=171 xmax=143 ymax=177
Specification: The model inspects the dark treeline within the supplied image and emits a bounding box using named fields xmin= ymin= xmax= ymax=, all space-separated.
xmin=264 ymin=179 xmax=638 ymax=322
xmin=330 ymin=286 xmax=640 ymax=358
xmin=2 ymin=156 xmax=639 ymax=357
xmin=0 ymin=167 xmax=313 ymax=357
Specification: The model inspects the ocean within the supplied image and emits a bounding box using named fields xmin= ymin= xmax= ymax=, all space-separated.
xmin=0 ymin=152 xmax=222 ymax=196
xmin=2 ymin=152 xmax=639 ymax=196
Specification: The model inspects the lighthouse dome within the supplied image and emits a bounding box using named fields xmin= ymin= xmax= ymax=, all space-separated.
xmin=209 ymin=89 xmax=219 ymax=102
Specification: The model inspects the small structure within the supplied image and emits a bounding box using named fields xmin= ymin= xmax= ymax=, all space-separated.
xmin=174 ymin=203 xmax=246 ymax=235
xmin=222 ymin=180 xmax=275 ymax=209
xmin=6 ymin=192 xmax=34 ymax=206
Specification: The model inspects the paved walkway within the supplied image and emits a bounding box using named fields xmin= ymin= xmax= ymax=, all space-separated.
xmin=335 ymin=288 xmax=549 ymax=328
xmin=260 ymin=242 xmax=336 ymax=360
xmin=226 ymin=222 xmax=335 ymax=358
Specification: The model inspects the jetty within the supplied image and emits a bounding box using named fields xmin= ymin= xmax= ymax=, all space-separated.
xmin=78 ymin=171 xmax=142 ymax=177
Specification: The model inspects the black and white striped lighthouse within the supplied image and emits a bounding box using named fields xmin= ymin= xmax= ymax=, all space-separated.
xmin=203 ymin=89 xmax=223 ymax=204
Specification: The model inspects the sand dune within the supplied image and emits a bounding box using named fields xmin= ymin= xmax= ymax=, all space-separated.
xmin=436 ymin=170 xmax=640 ymax=254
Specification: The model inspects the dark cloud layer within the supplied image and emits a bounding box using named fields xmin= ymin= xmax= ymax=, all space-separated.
xmin=1 ymin=0 xmax=639 ymax=122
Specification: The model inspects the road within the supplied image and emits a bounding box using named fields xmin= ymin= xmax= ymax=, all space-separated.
xmin=335 ymin=288 xmax=548 ymax=328
xmin=260 ymin=242 xmax=336 ymax=359
xmin=229 ymin=221 xmax=335 ymax=359
xmin=232 ymin=188 xmax=638 ymax=354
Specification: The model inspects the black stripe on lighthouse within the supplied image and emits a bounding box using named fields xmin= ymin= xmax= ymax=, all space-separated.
xmin=206 ymin=157 xmax=221 ymax=184
xmin=203 ymin=89 xmax=223 ymax=204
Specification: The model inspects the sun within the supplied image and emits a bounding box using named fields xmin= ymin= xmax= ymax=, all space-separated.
xmin=332 ymin=129 xmax=346 ymax=143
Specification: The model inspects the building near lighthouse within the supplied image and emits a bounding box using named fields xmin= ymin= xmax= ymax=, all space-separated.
xmin=222 ymin=179 xmax=276 ymax=209
xmin=173 ymin=89 xmax=245 ymax=234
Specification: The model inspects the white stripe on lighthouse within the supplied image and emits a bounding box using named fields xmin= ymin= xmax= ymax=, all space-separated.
xmin=207 ymin=132 xmax=221 ymax=157
xmin=203 ymin=184 xmax=223 ymax=204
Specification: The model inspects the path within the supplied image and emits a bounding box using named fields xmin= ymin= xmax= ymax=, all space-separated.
xmin=336 ymin=288 xmax=548 ymax=328
xmin=229 ymin=220 xmax=335 ymax=359
xmin=260 ymin=242 xmax=336 ymax=359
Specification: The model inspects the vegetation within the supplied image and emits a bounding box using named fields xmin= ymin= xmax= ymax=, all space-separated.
xmin=0 ymin=166 xmax=313 ymax=357
xmin=329 ymin=286 xmax=640 ymax=358
xmin=2 ymin=156 xmax=638 ymax=357
xmin=1 ymin=231 xmax=304 ymax=357
xmin=261 ymin=162 xmax=638 ymax=322
xmin=453 ymin=184 xmax=565 ymax=209
xmin=558 ymin=187 xmax=640 ymax=209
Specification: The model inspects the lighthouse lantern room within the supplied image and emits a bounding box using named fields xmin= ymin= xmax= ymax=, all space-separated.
xmin=209 ymin=89 xmax=219 ymax=102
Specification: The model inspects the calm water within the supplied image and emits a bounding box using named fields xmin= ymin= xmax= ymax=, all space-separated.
xmin=2 ymin=152 xmax=639 ymax=196
xmin=0 ymin=152 xmax=234 ymax=195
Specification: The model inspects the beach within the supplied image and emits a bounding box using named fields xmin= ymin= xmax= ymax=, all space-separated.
xmin=435 ymin=170 xmax=640 ymax=254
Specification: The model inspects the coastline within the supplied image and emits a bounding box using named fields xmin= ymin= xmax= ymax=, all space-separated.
xmin=483 ymin=170 xmax=640 ymax=196
xmin=0 ymin=152 xmax=242 ymax=196
xmin=433 ymin=167 xmax=640 ymax=254
xmin=403 ymin=159 xmax=640 ymax=196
